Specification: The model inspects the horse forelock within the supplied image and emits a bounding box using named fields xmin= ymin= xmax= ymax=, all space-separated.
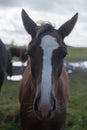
xmin=35 ymin=23 xmax=55 ymax=38
xmin=28 ymin=23 xmax=67 ymax=56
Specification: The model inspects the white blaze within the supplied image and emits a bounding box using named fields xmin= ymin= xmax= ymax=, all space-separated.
xmin=40 ymin=35 xmax=60 ymax=103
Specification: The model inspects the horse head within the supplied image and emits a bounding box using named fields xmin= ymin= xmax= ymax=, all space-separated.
xmin=20 ymin=9 xmax=78 ymax=130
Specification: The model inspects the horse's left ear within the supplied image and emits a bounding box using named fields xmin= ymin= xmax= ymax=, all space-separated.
xmin=57 ymin=13 xmax=78 ymax=39
xmin=21 ymin=9 xmax=37 ymax=38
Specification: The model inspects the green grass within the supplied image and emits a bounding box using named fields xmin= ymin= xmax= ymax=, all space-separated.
xmin=0 ymin=80 xmax=21 ymax=130
xmin=66 ymin=71 xmax=87 ymax=130
xmin=0 ymin=71 xmax=87 ymax=130
xmin=66 ymin=47 xmax=87 ymax=61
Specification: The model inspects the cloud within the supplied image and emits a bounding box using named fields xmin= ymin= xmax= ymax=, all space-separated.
xmin=0 ymin=0 xmax=85 ymax=13
xmin=0 ymin=0 xmax=87 ymax=47
xmin=0 ymin=0 xmax=21 ymax=7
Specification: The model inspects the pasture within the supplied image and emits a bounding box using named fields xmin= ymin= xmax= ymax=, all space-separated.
xmin=0 ymin=47 xmax=87 ymax=130
xmin=66 ymin=46 xmax=87 ymax=61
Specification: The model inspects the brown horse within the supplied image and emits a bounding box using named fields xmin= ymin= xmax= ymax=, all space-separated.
xmin=0 ymin=39 xmax=13 ymax=91
xmin=8 ymin=46 xmax=28 ymax=62
xmin=19 ymin=9 xmax=78 ymax=130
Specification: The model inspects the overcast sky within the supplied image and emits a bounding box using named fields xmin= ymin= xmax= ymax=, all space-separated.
xmin=0 ymin=0 xmax=87 ymax=47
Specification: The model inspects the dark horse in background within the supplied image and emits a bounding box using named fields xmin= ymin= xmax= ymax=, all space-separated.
xmin=8 ymin=46 xmax=28 ymax=62
xmin=0 ymin=39 xmax=13 ymax=91
xmin=19 ymin=9 xmax=78 ymax=130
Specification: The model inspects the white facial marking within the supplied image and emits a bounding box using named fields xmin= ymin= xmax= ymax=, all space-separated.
xmin=40 ymin=35 xmax=60 ymax=103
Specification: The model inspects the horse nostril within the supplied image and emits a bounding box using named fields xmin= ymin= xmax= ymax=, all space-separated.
xmin=34 ymin=95 xmax=56 ymax=119
xmin=34 ymin=96 xmax=40 ymax=112
xmin=51 ymin=96 xmax=56 ymax=112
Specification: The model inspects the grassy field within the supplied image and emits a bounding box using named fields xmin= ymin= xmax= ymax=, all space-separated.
xmin=66 ymin=71 xmax=87 ymax=130
xmin=0 ymin=80 xmax=20 ymax=130
xmin=0 ymin=47 xmax=87 ymax=130
xmin=66 ymin=47 xmax=87 ymax=61
xmin=0 ymin=72 xmax=87 ymax=130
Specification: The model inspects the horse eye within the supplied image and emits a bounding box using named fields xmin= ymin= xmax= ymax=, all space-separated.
xmin=58 ymin=49 xmax=67 ymax=58
xmin=62 ymin=51 xmax=67 ymax=58
xmin=28 ymin=51 xmax=32 ymax=57
xmin=28 ymin=48 xmax=34 ymax=57
xmin=28 ymin=44 xmax=37 ymax=57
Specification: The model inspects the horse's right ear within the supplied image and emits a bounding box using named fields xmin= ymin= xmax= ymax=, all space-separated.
xmin=57 ymin=13 xmax=78 ymax=39
xmin=21 ymin=9 xmax=37 ymax=38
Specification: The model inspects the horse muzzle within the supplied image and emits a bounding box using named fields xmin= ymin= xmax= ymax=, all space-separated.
xmin=34 ymin=94 xmax=56 ymax=120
